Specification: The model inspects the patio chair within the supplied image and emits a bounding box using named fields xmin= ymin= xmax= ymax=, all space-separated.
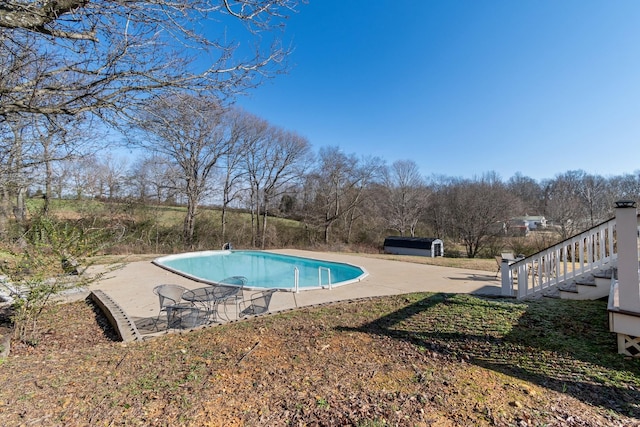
xmin=496 ymin=253 xmax=518 ymax=278
xmin=239 ymin=289 xmax=277 ymax=318
xmin=153 ymin=284 xmax=190 ymax=327
xmin=220 ymin=276 xmax=248 ymax=287
xmin=501 ymin=252 xmax=516 ymax=262
xmin=494 ymin=256 xmax=503 ymax=278
xmin=218 ymin=276 xmax=248 ymax=320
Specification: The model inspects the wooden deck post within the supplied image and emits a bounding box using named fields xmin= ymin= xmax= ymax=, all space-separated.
xmin=615 ymin=200 xmax=640 ymax=313
xmin=500 ymin=259 xmax=512 ymax=296
xmin=609 ymin=200 xmax=640 ymax=356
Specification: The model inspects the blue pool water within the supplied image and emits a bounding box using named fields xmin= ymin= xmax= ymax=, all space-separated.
xmin=152 ymin=251 xmax=368 ymax=291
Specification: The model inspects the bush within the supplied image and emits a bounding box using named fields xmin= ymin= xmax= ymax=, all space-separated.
xmin=0 ymin=216 xmax=123 ymax=344
xmin=444 ymin=249 xmax=464 ymax=258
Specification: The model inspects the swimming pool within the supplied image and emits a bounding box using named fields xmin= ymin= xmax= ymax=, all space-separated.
xmin=152 ymin=250 xmax=368 ymax=291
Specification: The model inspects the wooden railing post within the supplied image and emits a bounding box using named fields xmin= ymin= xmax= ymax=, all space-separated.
xmin=501 ymin=259 xmax=512 ymax=296
xmin=615 ymin=200 xmax=640 ymax=313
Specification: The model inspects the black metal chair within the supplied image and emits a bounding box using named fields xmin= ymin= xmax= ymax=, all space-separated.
xmin=153 ymin=284 xmax=193 ymax=329
xmin=239 ymin=289 xmax=277 ymax=317
xmin=218 ymin=276 xmax=248 ymax=320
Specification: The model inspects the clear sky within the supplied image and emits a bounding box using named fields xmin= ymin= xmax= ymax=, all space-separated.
xmin=234 ymin=0 xmax=640 ymax=182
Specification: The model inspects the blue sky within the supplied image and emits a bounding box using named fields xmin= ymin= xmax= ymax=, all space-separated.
xmin=234 ymin=0 xmax=640 ymax=182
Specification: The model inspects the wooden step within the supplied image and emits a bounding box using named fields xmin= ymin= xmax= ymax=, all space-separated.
xmin=558 ymin=268 xmax=613 ymax=300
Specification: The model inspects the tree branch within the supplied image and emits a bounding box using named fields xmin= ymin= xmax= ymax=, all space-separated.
xmin=0 ymin=0 xmax=97 ymax=40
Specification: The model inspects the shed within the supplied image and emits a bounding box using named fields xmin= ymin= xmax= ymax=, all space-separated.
xmin=383 ymin=236 xmax=444 ymax=257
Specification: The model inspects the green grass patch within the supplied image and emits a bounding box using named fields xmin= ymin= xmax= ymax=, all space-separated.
xmin=363 ymin=293 xmax=640 ymax=391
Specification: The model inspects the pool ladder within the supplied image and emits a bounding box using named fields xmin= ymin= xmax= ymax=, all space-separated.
xmin=319 ymin=267 xmax=332 ymax=290
xmin=293 ymin=267 xmax=332 ymax=293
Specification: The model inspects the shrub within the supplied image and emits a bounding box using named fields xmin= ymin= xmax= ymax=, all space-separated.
xmin=0 ymin=216 xmax=123 ymax=344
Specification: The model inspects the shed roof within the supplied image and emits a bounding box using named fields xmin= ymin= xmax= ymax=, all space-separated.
xmin=383 ymin=236 xmax=441 ymax=249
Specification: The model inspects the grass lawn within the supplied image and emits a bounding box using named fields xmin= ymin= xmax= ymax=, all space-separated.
xmin=0 ymin=290 xmax=638 ymax=425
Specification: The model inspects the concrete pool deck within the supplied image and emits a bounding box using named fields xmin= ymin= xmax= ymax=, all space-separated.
xmin=90 ymin=249 xmax=502 ymax=327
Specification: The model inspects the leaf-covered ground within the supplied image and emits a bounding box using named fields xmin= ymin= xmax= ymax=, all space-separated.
xmin=0 ymin=293 xmax=639 ymax=426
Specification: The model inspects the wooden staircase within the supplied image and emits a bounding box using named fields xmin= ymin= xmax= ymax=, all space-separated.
xmin=501 ymin=216 xmax=618 ymax=300
xmin=553 ymin=268 xmax=615 ymax=300
xmin=503 ymin=200 xmax=640 ymax=357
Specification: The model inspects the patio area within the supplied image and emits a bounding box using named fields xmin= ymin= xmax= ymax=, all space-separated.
xmin=89 ymin=249 xmax=502 ymax=338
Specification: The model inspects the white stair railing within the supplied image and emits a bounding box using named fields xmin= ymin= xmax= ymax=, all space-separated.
xmin=502 ymin=217 xmax=617 ymax=299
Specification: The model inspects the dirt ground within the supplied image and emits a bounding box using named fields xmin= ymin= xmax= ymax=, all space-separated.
xmin=0 ymin=296 xmax=637 ymax=426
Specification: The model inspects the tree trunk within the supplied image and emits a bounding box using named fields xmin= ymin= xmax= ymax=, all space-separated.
xmin=184 ymin=192 xmax=198 ymax=250
xmin=221 ymin=206 xmax=227 ymax=247
xmin=14 ymin=187 xmax=26 ymax=223
xmin=43 ymin=143 xmax=52 ymax=216
xmin=261 ymin=192 xmax=272 ymax=249
xmin=261 ymin=208 xmax=268 ymax=249
xmin=323 ymin=218 xmax=333 ymax=245
xmin=0 ymin=187 xmax=10 ymax=237
xmin=346 ymin=209 xmax=356 ymax=244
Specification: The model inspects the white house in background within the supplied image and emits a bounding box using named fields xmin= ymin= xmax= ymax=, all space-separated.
xmin=510 ymin=215 xmax=547 ymax=230
xmin=524 ymin=215 xmax=547 ymax=229
xmin=383 ymin=236 xmax=444 ymax=257
xmin=505 ymin=215 xmax=548 ymax=236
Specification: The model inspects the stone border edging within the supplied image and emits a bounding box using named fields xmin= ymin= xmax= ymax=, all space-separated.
xmin=90 ymin=290 xmax=142 ymax=342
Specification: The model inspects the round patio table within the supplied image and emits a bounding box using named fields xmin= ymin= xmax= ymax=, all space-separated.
xmin=183 ymin=285 xmax=242 ymax=322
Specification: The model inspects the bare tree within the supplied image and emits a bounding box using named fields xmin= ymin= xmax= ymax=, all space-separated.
xmin=302 ymin=147 xmax=354 ymax=245
xmin=33 ymin=114 xmax=97 ymax=213
xmin=244 ymin=125 xmax=311 ymax=248
xmin=577 ymin=173 xmax=611 ymax=226
xmin=0 ymin=1 xmax=301 ymax=236
xmin=0 ymin=111 xmax=97 ymax=226
xmin=128 ymin=154 xmax=180 ymax=203
xmin=543 ymin=170 xmax=616 ymax=238
xmin=95 ymin=155 xmax=129 ymax=200
xmin=219 ymin=113 xmax=246 ymax=245
xmin=440 ymin=173 xmax=517 ymax=258
xmin=131 ymin=94 xmax=229 ymax=248
xmin=0 ymin=1 xmax=300 ymax=119
xmin=64 ymin=154 xmax=101 ymax=200
xmin=610 ymin=173 xmax=640 ymax=202
xmin=218 ymin=109 xmax=264 ymax=246
xmin=507 ymin=173 xmax=544 ymax=215
xmin=543 ymin=171 xmax=590 ymax=239
xmin=422 ymin=175 xmax=452 ymax=239
xmin=342 ymin=156 xmax=385 ymax=243
xmin=0 ymin=114 xmax=33 ymax=228
xmin=380 ymin=159 xmax=427 ymax=237
xmin=50 ymin=160 xmax=71 ymax=200
xmin=302 ymin=147 xmax=383 ymax=245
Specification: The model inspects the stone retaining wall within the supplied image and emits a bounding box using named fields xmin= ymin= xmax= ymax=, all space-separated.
xmin=90 ymin=290 xmax=142 ymax=342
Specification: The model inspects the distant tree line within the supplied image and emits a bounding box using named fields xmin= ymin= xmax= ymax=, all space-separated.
xmin=5 ymin=100 xmax=639 ymax=256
